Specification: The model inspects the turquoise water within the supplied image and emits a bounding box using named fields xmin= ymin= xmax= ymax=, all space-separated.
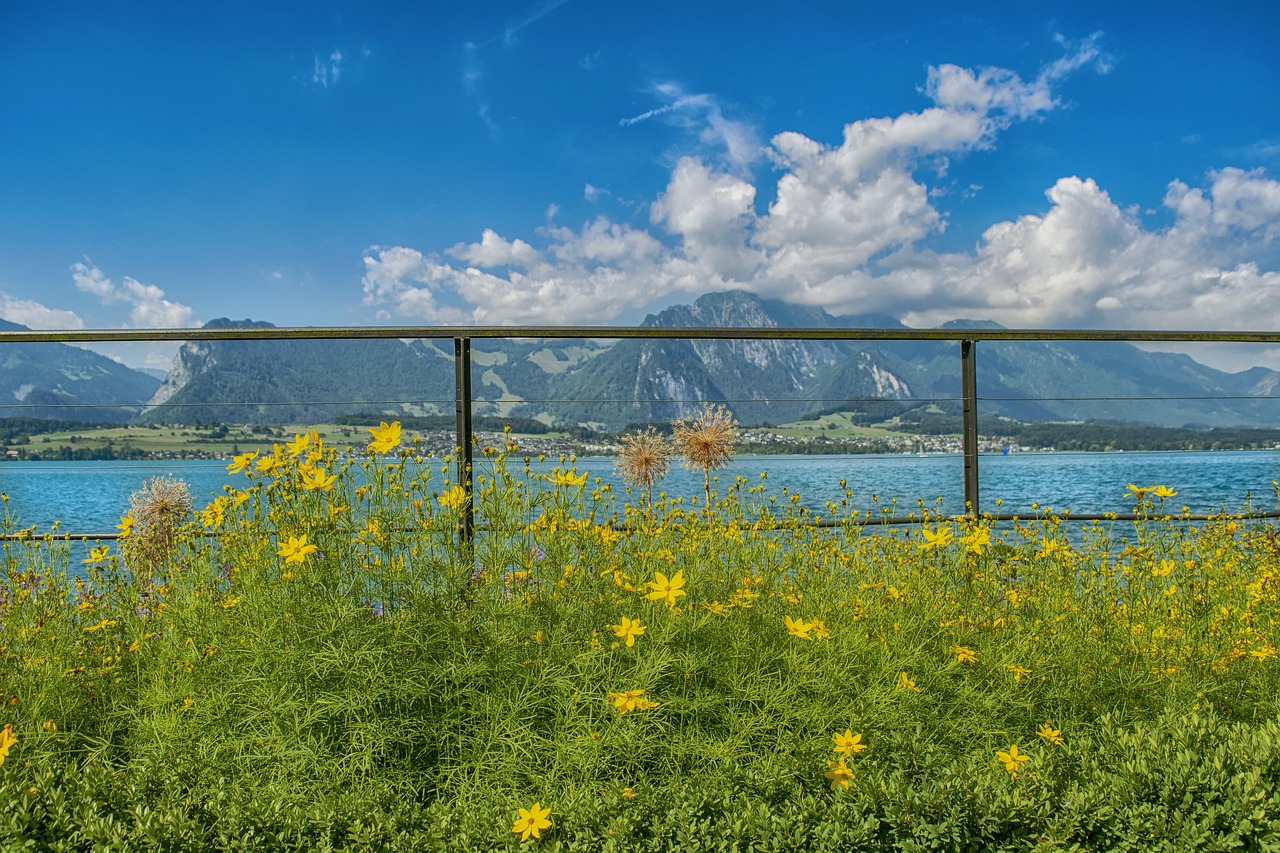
xmin=2 ymin=450 xmax=1277 ymax=535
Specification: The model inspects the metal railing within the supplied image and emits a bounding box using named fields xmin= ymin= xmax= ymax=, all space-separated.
xmin=6 ymin=323 xmax=1280 ymax=542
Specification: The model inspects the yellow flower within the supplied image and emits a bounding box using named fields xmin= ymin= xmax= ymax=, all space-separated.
xmin=227 ymin=451 xmax=258 ymax=474
xmin=83 ymin=546 xmax=110 ymax=565
xmin=548 ymin=468 xmax=589 ymax=488
xmin=1005 ymin=664 xmax=1032 ymax=682
xmin=1126 ymin=483 xmax=1152 ymax=500
xmin=919 ymin=526 xmax=954 ymax=550
xmin=621 ymin=787 xmax=636 ymax=799
xmin=367 ymin=421 xmax=402 ymax=454
xmin=702 ymin=601 xmax=729 ymax=617
xmin=300 ymin=467 xmax=337 ymax=492
xmin=953 ymin=645 xmax=978 ymax=664
xmin=898 ymin=671 xmax=920 ymax=692
xmin=962 ymin=526 xmax=991 ymax=554
xmin=254 ymin=452 xmax=282 ymax=476
xmin=609 ymin=616 xmax=646 ymax=647
xmin=609 ymin=690 xmax=659 ymax=714
xmin=1037 ymin=722 xmax=1064 ymax=746
xmin=438 ymin=485 xmax=469 ymax=511
xmin=284 ymin=432 xmax=311 ymax=458
xmin=42 ymin=720 xmax=57 ymax=733
xmin=116 ymin=513 xmax=134 ymax=538
xmin=277 ymin=534 xmax=318 ymax=565
xmin=645 ymin=570 xmax=686 ymax=609
xmin=1151 ymin=485 xmax=1178 ymax=500
xmin=996 ymin=744 xmax=1031 ymax=777
xmin=511 ymin=801 xmax=552 ymax=842
xmin=784 ymin=615 xmax=813 ymax=640
xmin=810 ymin=619 xmax=831 ymax=640
xmin=832 ymin=730 xmax=867 ymax=757
xmin=0 ymin=723 xmax=15 ymax=766
xmin=824 ymin=758 xmax=853 ymax=790
xmin=200 ymin=497 xmax=228 ymax=529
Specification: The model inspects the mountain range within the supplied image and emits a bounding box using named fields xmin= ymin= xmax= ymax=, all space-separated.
xmin=4 ymin=292 xmax=1280 ymax=430
xmin=0 ymin=318 xmax=161 ymax=423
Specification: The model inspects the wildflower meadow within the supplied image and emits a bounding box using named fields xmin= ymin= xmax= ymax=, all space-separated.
xmin=3 ymin=408 xmax=1280 ymax=850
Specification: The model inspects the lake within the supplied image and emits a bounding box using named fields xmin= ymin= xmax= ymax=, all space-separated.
xmin=2 ymin=450 xmax=1277 ymax=535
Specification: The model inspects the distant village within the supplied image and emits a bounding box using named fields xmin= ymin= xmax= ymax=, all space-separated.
xmin=3 ymin=423 xmax=1032 ymax=463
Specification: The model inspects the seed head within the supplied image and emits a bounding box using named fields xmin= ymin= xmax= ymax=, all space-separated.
xmin=125 ymin=475 xmax=193 ymax=570
xmin=673 ymin=403 xmax=738 ymax=474
xmin=615 ymin=427 xmax=672 ymax=492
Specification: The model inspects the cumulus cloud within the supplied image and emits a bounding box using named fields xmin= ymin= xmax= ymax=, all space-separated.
xmin=925 ymin=31 xmax=1108 ymax=121
xmin=1166 ymin=167 xmax=1280 ymax=242
xmin=895 ymin=168 xmax=1280 ymax=333
xmin=361 ymin=40 xmax=1279 ymax=354
xmin=651 ymin=158 xmax=761 ymax=281
xmin=364 ymin=217 xmax=675 ymax=325
xmin=71 ymin=262 xmax=197 ymax=328
xmin=447 ymin=229 xmax=541 ymax=269
xmin=0 ymin=294 xmax=85 ymax=329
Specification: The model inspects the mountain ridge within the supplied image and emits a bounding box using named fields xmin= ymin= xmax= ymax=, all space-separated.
xmin=0 ymin=319 xmax=161 ymax=422
xmin=134 ymin=292 xmax=1280 ymax=430
xmin=6 ymin=295 xmax=1279 ymax=430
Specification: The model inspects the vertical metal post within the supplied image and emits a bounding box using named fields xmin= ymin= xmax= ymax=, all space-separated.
xmin=454 ymin=337 xmax=475 ymax=550
xmin=960 ymin=339 xmax=979 ymax=516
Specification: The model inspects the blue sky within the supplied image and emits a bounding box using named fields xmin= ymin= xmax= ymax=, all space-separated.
xmin=2 ymin=1 xmax=1279 ymax=370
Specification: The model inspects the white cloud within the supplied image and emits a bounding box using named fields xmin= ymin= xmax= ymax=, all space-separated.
xmin=71 ymin=262 xmax=118 ymax=302
xmin=621 ymin=81 xmax=762 ymax=173
xmin=1167 ymin=167 xmax=1280 ymax=241
xmin=447 ymin=229 xmax=540 ymax=268
xmin=360 ymin=41 xmax=1279 ymax=358
xmin=310 ymin=50 xmax=343 ymax=89
xmin=0 ymin=294 xmax=85 ymax=329
xmin=363 ymin=218 xmax=679 ymax=325
xmin=898 ymin=169 xmax=1280 ymax=332
xmin=651 ymin=157 xmax=761 ymax=280
xmin=70 ymin=262 xmax=197 ymax=328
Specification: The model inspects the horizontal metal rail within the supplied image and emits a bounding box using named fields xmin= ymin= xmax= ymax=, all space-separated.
xmin=6 ymin=510 xmax=1279 ymax=543
xmin=7 ymin=325 xmax=1280 ymax=344
xmin=13 ymin=394 xmax=1280 ymax=410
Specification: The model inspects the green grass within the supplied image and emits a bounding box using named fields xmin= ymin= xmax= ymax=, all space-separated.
xmin=766 ymin=412 xmax=901 ymax=440
xmin=15 ymin=423 xmax=356 ymax=456
xmin=2 ymin=428 xmax=1280 ymax=850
